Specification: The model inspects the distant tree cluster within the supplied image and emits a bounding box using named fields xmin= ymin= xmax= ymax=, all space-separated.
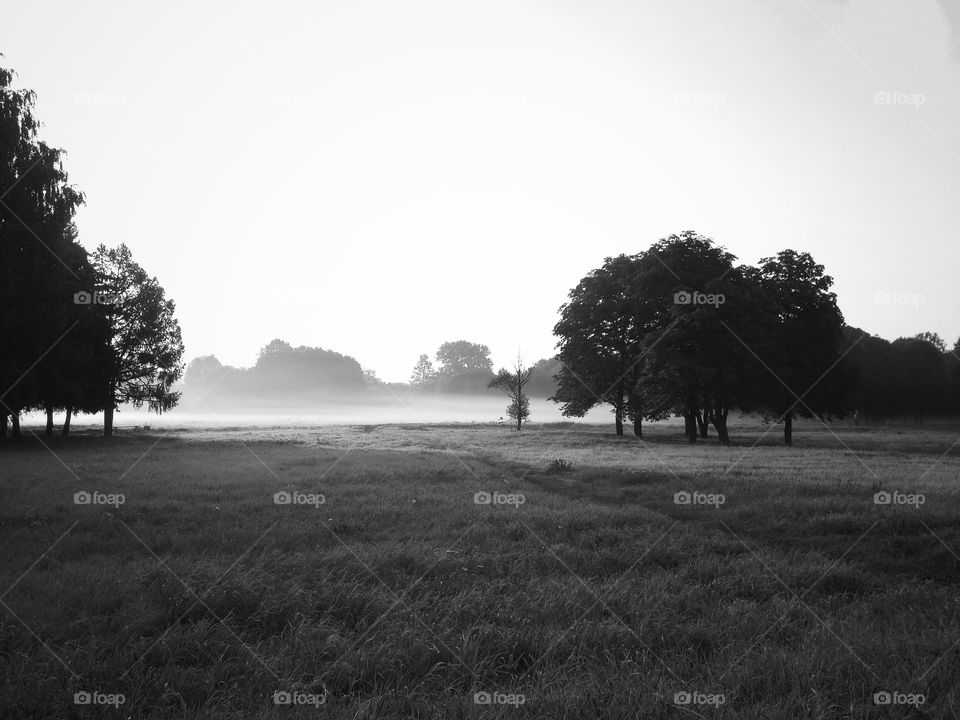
xmin=525 ymin=357 xmax=561 ymax=397
xmin=182 ymin=340 xmax=366 ymax=402
xmin=0 ymin=65 xmax=183 ymax=437
xmin=408 ymin=340 xmax=496 ymax=393
xmin=552 ymin=231 xmax=960 ymax=444
xmin=552 ymin=232 xmax=850 ymax=445
xmin=843 ymin=329 xmax=960 ymax=424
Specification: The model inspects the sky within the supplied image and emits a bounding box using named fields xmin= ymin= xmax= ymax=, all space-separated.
xmin=2 ymin=0 xmax=959 ymax=382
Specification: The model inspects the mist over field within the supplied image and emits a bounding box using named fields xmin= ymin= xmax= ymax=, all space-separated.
xmin=16 ymin=396 xmax=607 ymax=430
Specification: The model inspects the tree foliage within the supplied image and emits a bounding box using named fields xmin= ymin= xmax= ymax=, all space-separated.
xmin=92 ymin=244 xmax=185 ymax=435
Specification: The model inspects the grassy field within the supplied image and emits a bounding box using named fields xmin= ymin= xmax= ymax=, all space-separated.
xmin=1 ymin=420 xmax=959 ymax=718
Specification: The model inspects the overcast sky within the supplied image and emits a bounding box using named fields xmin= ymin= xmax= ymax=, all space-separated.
xmin=3 ymin=0 xmax=959 ymax=381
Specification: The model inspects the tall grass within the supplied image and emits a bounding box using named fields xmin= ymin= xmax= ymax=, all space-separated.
xmin=0 ymin=422 xmax=958 ymax=718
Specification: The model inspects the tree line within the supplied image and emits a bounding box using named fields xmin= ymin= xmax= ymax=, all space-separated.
xmin=1 ymin=64 xmax=184 ymax=437
xmin=550 ymin=231 xmax=960 ymax=444
xmin=183 ymin=341 xmax=367 ymax=401
xmin=3 ymin=61 xmax=957 ymax=441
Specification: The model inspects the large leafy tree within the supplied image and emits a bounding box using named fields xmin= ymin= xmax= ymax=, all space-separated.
xmin=749 ymin=250 xmax=850 ymax=445
xmin=409 ymin=353 xmax=437 ymax=389
xmin=434 ymin=340 xmax=493 ymax=393
xmin=92 ymin=244 xmax=184 ymax=436
xmin=0 ymin=62 xmax=94 ymax=436
xmin=552 ymin=254 xmax=655 ymax=436
xmin=634 ymin=232 xmax=778 ymax=444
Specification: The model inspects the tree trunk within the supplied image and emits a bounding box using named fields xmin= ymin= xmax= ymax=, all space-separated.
xmin=11 ymin=413 xmax=21 ymax=437
xmin=710 ymin=406 xmax=730 ymax=445
xmin=62 ymin=408 xmax=72 ymax=436
xmin=615 ymin=409 xmax=623 ymax=436
xmin=45 ymin=404 xmax=54 ymax=436
xmin=684 ymin=411 xmax=697 ymax=443
xmin=784 ymin=410 xmax=793 ymax=447
xmin=633 ymin=417 xmax=642 ymax=438
xmin=104 ymin=404 xmax=114 ymax=437
xmin=1 ymin=413 xmax=7 ymax=437
xmin=696 ymin=409 xmax=709 ymax=439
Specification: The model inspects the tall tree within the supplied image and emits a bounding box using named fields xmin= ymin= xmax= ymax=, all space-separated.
xmin=552 ymin=254 xmax=654 ymax=436
xmin=634 ymin=232 xmax=777 ymax=444
xmin=92 ymin=244 xmax=184 ymax=436
xmin=749 ymin=250 xmax=850 ymax=445
xmin=0 ymin=62 xmax=91 ymax=436
xmin=409 ymin=353 xmax=436 ymax=389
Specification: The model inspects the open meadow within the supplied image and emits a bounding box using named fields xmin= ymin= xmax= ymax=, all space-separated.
xmin=1 ymin=420 xmax=960 ymax=719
